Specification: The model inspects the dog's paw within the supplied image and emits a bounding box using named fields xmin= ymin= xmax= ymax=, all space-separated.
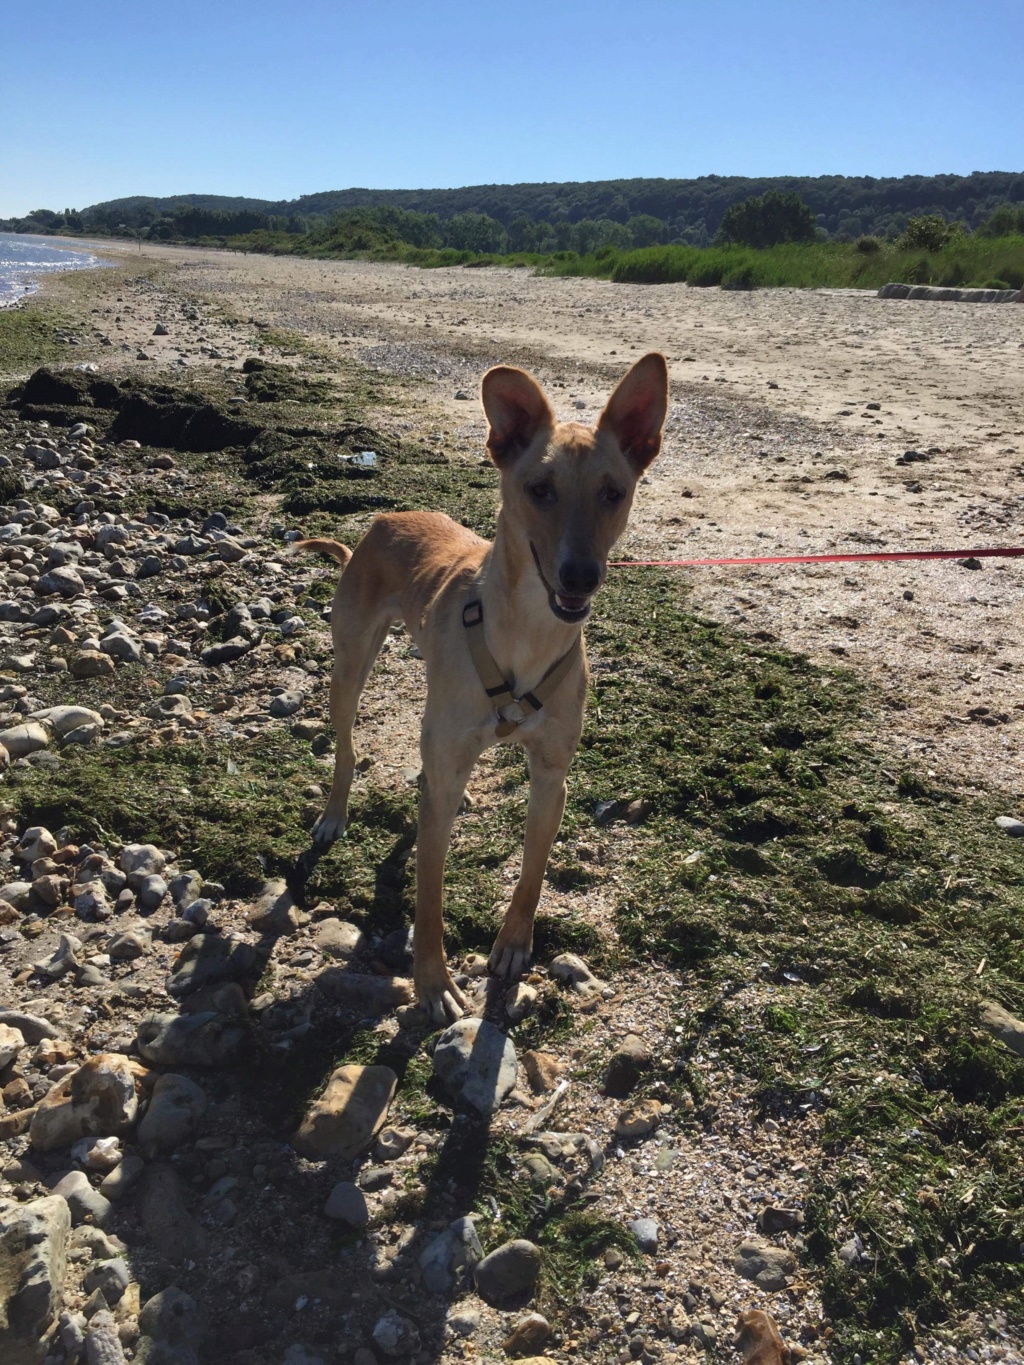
xmin=415 ymin=968 xmax=467 ymax=1025
xmin=488 ymin=935 xmax=533 ymax=981
xmin=311 ymin=812 xmax=346 ymax=845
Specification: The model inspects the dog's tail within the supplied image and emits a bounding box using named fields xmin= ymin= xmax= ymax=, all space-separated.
xmin=289 ymin=538 xmax=353 ymax=569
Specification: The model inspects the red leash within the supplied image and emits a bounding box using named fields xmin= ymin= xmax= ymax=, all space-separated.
xmin=610 ymin=546 xmax=1024 ymax=568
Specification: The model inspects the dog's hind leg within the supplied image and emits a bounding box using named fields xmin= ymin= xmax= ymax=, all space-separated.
xmin=413 ymin=718 xmax=483 ymax=1022
xmin=312 ymin=599 xmax=392 ymax=846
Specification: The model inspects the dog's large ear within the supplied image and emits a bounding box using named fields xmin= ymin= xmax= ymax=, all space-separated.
xmin=481 ymin=366 xmax=554 ymax=467
xmin=597 ymin=352 xmax=668 ymax=474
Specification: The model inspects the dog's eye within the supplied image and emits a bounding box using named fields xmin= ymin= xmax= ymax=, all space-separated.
xmin=527 ymin=481 xmax=555 ymax=503
xmin=600 ymin=486 xmax=626 ymax=505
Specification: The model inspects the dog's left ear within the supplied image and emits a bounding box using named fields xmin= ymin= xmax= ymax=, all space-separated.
xmin=597 ymin=352 xmax=668 ymax=474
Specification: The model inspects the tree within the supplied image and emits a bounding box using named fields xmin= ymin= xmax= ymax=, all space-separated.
xmin=897 ymin=215 xmax=965 ymax=251
xmin=714 ymin=191 xmax=816 ymax=248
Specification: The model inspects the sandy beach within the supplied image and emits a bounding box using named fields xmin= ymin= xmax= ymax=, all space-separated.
xmin=73 ymin=241 xmax=1024 ymax=794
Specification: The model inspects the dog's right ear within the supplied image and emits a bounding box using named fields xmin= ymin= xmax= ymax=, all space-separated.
xmin=481 ymin=366 xmax=554 ymax=467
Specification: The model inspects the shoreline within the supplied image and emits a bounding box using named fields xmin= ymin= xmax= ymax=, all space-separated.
xmin=0 ymin=230 xmax=115 ymax=309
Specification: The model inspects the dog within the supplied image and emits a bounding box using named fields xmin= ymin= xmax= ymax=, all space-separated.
xmin=294 ymin=353 xmax=668 ymax=1021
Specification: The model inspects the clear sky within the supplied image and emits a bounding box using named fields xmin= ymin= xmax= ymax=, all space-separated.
xmin=3 ymin=0 xmax=1022 ymax=216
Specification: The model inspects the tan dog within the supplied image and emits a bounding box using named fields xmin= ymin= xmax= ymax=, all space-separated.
xmin=295 ymin=353 xmax=668 ymax=1021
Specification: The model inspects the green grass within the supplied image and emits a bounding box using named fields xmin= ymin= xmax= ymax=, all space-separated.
xmin=220 ymin=223 xmax=1024 ymax=292
xmin=542 ymin=235 xmax=1024 ymax=291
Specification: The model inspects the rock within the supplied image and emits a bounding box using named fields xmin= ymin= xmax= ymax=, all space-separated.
xmin=758 ymin=1206 xmax=804 ymax=1234
xmin=166 ymin=933 xmax=260 ymax=997
xmin=733 ymin=1239 xmax=796 ymax=1291
xmin=99 ymin=1153 xmax=144 ymax=1203
xmin=505 ymin=982 xmax=538 ymax=1022
xmin=291 ymin=1064 xmax=397 ymax=1159
xmin=995 ymin=815 xmax=1024 ymax=837
xmin=447 ymin=1306 xmax=480 ymax=1337
xmin=16 ymin=825 xmax=58 ymax=861
xmin=521 ymin=1050 xmax=563 ymax=1093
xmin=372 ymin=1310 xmax=420 ymax=1358
xmin=137 ymin=1164 xmax=208 ymax=1263
xmin=0 ymin=722 xmax=49 ymax=759
xmin=419 ymin=1215 xmax=483 ymax=1293
xmin=0 ymin=1009 xmax=56 ymax=1044
xmin=373 ymin=1125 xmax=415 ymax=1161
xmin=433 ymin=1018 xmax=517 ymax=1114
xmin=35 ymin=565 xmax=85 ymax=598
xmin=0 ymin=1194 xmax=71 ymax=1351
xmin=33 ymin=932 xmax=81 ymax=980
xmin=322 ymin=1182 xmax=368 ymax=1226
xmin=549 ymin=952 xmax=609 ymax=998
xmin=980 ymin=999 xmax=1024 ymax=1057
xmin=629 ymin=1218 xmax=659 ymax=1253
xmin=108 ymin=928 xmax=151 ymax=960
xmin=138 ymin=874 xmax=168 ymax=911
xmin=268 ymin=689 xmax=304 ymax=717
xmin=313 ymin=918 xmax=364 ymax=959
xmin=30 ymin=1054 xmax=139 ymax=1152
xmin=72 ymin=651 xmax=116 ymax=679
xmin=52 ymin=1170 xmax=112 ymax=1226
xmin=82 ymin=1256 xmax=130 ymax=1304
xmin=154 ymin=323 xmax=170 ymax=335
xmin=119 ymin=843 xmax=165 ymax=885
xmin=136 ymin=1011 xmax=248 ymax=1068
xmin=138 ymin=1285 xmax=201 ymax=1352
xmin=281 ymin=1348 xmax=324 ymax=1365
xmin=0 ymin=1022 xmax=25 ymax=1067
xmin=503 ymin=1312 xmax=550 ymax=1355
xmin=200 ymin=637 xmax=252 ymax=666
xmin=474 ymin=1238 xmax=542 ymax=1304
xmin=603 ymin=1034 xmax=651 ymax=1097
xmin=72 ymin=1136 xmax=122 ymax=1173
xmin=146 ymin=694 xmax=193 ymax=720
xmin=247 ymin=878 xmax=301 ymax=934
xmin=0 ymin=881 xmax=33 ymax=911
xmin=137 ymin=1075 xmax=207 ymax=1154
xmin=735 ymin=1309 xmax=790 ymax=1365
xmin=614 ymin=1098 xmax=662 ymax=1140
xmin=99 ymin=632 xmax=142 ymax=663
xmin=84 ymin=1308 xmax=127 ymax=1362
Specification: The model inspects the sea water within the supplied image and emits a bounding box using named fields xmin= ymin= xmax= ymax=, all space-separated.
xmin=0 ymin=232 xmax=110 ymax=308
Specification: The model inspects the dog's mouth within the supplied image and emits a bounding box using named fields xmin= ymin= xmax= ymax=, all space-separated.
xmin=530 ymin=544 xmax=594 ymax=623
xmin=550 ymin=591 xmax=591 ymax=622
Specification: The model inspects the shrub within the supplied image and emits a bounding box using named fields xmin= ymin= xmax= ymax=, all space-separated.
xmin=898 ymin=215 xmax=964 ymax=252
xmin=854 ymin=235 xmax=883 ymax=254
xmin=721 ymin=263 xmax=757 ymax=290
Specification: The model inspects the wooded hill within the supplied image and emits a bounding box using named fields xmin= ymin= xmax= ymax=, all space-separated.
xmin=10 ymin=170 xmax=1024 ymax=245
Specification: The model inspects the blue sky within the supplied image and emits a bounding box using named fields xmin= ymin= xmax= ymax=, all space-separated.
xmin=2 ymin=0 xmax=1022 ymax=215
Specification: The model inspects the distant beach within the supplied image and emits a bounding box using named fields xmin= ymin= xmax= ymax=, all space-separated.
xmin=0 ymin=232 xmax=111 ymax=307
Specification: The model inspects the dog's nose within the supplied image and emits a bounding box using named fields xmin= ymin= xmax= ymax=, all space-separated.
xmin=559 ymin=558 xmax=601 ymax=595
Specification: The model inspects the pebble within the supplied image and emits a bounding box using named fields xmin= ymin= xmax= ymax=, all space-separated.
xmin=323 ymin=1180 xmax=369 ymax=1226
xmin=629 ymin=1217 xmax=660 ymax=1253
xmin=136 ymin=1073 xmax=207 ymax=1153
xmin=995 ymin=815 xmax=1024 ymax=837
xmin=474 ymin=1238 xmax=542 ymax=1304
xmin=733 ymin=1238 xmax=797 ymax=1291
xmin=419 ymin=1215 xmax=483 ymax=1293
xmin=603 ymin=1033 xmax=651 ymax=1096
xmin=52 ymin=1170 xmax=113 ymax=1226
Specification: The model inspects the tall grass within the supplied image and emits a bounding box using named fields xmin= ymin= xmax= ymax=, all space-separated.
xmin=542 ymin=235 xmax=1024 ymax=290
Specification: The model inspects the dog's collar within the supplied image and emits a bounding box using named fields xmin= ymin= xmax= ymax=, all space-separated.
xmin=461 ymin=594 xmax=581 ymax=738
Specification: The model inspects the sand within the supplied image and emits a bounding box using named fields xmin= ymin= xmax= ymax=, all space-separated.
xmin=66 ymin=241 xmax=1024 ymax=796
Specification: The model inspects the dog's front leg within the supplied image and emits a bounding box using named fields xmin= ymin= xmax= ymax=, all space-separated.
xmin=489 ymin=744 xmax=572 ymax=980
xmin=413 ymin=727 xmax=481 ymax=1024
